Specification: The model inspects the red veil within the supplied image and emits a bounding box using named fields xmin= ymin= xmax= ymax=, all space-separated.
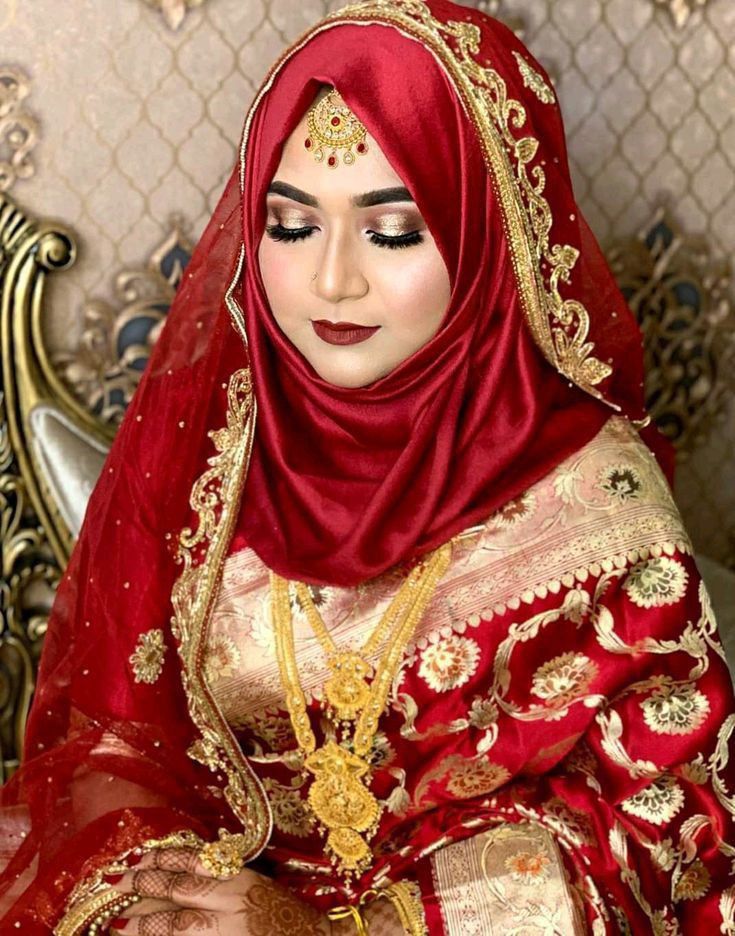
xmin=0 ymin=0 xmax=667 ymax=930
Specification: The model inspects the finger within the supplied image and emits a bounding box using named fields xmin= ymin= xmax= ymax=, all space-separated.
xmin=115 ymin=898 xmax=180 ymax=919
xmin=115 ymin=908 xmax=213 ymax=934
xmin=126 ymin=847 xmax=215 ymax=879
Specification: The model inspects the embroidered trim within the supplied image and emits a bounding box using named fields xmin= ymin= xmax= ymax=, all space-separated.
xmin=170 ymin=365 xmax=272 ymax=860
xmin=235 ymin=0 xmax=617 ymax=405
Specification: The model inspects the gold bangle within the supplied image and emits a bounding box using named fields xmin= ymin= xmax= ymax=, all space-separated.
xmin=381 ymin=882 xmax=428 ymax=936
xmin=327 ymin=903 xmax=369 ymax=936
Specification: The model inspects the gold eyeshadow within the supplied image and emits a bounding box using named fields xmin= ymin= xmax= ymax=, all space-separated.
xmin=272 ymin=208 xmax=313 ymax=228
xmin=368 ymin=211 xmax=424 ymax=237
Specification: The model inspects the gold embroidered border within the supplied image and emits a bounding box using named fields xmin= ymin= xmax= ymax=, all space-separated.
xmin=170 ymin=361 xmax=272 ymax=859
xmin=234 ymin=0 xmax=616 ymax=405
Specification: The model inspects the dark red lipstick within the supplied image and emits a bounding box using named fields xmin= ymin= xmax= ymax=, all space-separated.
xmin=312 ymin=320 xmax=381 ymax=346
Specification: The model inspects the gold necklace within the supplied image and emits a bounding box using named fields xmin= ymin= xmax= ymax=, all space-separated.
xmin=270 ymin=542 xmax=452 ymax=877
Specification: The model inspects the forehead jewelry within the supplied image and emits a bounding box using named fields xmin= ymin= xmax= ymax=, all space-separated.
xmin=305 ymin=89 xmax=369 ymax=169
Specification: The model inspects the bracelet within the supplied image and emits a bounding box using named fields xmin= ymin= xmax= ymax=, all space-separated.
xmin=327 ymin=903 xmax=369 ymax=936
xmin=365 ymin=881 xmax=427 ymax=936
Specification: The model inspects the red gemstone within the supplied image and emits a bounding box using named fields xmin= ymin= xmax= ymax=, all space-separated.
xmin=328 ymin=156 xmax=337 ymax=167
xmin=304 ymin=138 xmax=312 ymax=149
xmin=356 ymin=142 xmax=366 ymax=154
xmin=331 ymin=116 xmax=340 ymax=127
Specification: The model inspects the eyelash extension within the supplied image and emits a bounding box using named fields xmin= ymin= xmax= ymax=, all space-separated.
xmin=266 ymin=223 xmax=316 ymax=243
xmin=265 ymin=223 xmax=424 ymax=250
xmin=368 ymin=231 xmax=424 ymax=250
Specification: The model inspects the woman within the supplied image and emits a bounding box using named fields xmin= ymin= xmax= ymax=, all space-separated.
xmin=2 ymin=0 xmax=734 ymax=932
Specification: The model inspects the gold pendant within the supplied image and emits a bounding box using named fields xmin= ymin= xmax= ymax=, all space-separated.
xmin=305 ymin=741 xmax=381 ymax=872
xmin=324 ymin=652 xmax=371 ymax=721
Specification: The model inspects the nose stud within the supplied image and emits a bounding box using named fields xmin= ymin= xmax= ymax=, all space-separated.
xmin=311 ymin=272 xmax=318 ymax=281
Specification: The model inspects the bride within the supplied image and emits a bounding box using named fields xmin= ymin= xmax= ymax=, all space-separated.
xmin=2 ymin=2 xmax=734 ymax=933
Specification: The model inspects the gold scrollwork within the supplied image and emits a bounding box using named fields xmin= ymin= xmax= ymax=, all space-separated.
xmin=141 ymin=0 xmax=207 ymax=31
xmin=0 ymin=66 xmax=39 ymax=193
xmin=652 ymin=0 xmax=709 ymax=30
xmin=53 ymin=220 xmax=194 ymax=427
xmin=607 ymin=207 xmax=735 ymax=457
xmin=0 ymin=192 xmax=80 ymax=780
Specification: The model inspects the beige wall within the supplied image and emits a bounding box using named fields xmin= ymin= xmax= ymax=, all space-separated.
xmin=3 ymin=0 xmax=734 ymax=566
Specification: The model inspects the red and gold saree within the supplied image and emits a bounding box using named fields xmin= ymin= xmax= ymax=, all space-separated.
xmin=1 ymin=1 xmax=732 ymax=933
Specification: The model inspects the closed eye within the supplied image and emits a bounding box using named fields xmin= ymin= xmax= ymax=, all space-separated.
xmin=265 ymin=223 xmax=424 ymax=250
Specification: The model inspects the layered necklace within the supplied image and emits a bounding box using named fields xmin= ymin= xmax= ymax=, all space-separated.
xmin=270 ymin=542 xmax=452 ymax=877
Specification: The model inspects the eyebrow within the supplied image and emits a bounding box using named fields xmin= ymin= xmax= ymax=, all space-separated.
xmin=267 ymin=180 xmax=414 ymax=209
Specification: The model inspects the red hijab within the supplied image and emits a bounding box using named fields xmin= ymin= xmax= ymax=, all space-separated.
xmin=233 ymin=9 xmax=648 ymax=585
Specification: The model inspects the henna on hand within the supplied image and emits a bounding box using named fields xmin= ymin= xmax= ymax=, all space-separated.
xmin=240 ymin=882 xmax=329 ymax=936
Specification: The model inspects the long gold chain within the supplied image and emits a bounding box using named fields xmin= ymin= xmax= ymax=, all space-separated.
xmin=270 ymin=542 xmax=452 ymax=877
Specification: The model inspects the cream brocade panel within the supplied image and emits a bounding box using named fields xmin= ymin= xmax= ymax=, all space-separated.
xmin=204 ymin=416 xmax=690 ymax=727
xmin=431 ymin=823 xmax=586 ymax=935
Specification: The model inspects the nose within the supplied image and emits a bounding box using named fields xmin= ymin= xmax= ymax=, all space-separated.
xmin=312 ymin=225 xmax=369 ymax=305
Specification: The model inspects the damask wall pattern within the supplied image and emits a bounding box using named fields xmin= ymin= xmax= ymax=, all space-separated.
xmin=1 ymin=0 xmax=734 ymax=565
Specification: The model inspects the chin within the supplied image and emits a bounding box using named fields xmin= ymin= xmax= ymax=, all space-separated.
xmin=312 ymin=364 xmax=379 ymax=389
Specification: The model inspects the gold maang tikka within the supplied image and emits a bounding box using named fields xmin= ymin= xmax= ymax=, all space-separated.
xmin=305 ymin=89 xmax=369 ymax=169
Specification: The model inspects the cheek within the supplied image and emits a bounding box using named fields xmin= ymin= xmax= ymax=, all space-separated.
xmin=257 ymin=239 xmax=306 ymax=321
xmin=377 ymin=249 xmax=451 ymax=337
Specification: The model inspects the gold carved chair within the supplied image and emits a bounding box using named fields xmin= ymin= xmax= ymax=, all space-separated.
xmin=1 ymin=191 xmax=734 ymax=783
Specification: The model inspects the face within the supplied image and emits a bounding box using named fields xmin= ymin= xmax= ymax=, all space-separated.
xmin=258 ymin=91 xmax=452 ymax=389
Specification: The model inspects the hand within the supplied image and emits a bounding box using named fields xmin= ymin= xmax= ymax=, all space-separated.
xmin=106 ymin=847 xmax=331 ymax=935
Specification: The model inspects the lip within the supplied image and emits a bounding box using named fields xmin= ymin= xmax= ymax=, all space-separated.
xmin=312 ymin=320 xmax=381 ymax=346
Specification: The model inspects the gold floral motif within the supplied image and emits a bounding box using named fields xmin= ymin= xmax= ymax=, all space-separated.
xmin=203 ymin=634 xmax=241 ymax=686
xmin=673 ymin=859 xmax=711 ymax=902
xmin=623 ymin=556 xmax=689 ymax=608
xmin=418 ymin=635 xmax=481 ymax=692
xmin=642 ymin=684 xmax=710 ymax=736
xmin=512 ymin=51 xmax=554 ymax=105
xmin=541 ymin=796 xmax=596 ymax=848
xmin=531 ymin=652 xmax=599 ymax=708
xmin=504 ymin=846 xmax=552 ymax=885
xmin=489 ymin=492 xmax=537 ymax=529
xmin=129 ymin=629 xmax=166 ymax=684
xmin=445 ymin=756 xmax=510 ymax=800
xmin=235 ymin=710 xmax=295 ymax=753
xmin=262 ymin=779 xmax=315 ymax=839
xmin=620 ymin=774 xmax=685 ymax=826
xmin=598 ymin=464 xmax=644 ymax=504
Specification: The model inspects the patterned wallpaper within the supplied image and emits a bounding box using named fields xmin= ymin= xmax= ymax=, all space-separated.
xmin=2 ymin=0 xmax=734 ymax=565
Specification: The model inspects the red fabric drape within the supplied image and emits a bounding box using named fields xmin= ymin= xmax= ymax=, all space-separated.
xmin=0 ymin=2 xmax=678 ymax=930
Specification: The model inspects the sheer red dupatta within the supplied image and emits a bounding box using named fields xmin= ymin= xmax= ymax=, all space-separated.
xmin=0 ymin=170 xmax=268 ymax=931
xmin=0 ymin=0 xmax=672 ymax=930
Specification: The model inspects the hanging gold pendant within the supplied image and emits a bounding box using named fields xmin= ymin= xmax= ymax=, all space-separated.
xmin=305 ymin=740 xmax=381 ymax=872
xmin=324 ymin=652 xmax=372 ymax=721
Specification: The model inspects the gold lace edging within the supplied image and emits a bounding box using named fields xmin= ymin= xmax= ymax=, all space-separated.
xmin=170 ymin=363 xmax=272 ymax=860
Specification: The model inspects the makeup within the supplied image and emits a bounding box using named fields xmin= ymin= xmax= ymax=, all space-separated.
xmin=312 ymin=320 xmax=381 ymax=346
